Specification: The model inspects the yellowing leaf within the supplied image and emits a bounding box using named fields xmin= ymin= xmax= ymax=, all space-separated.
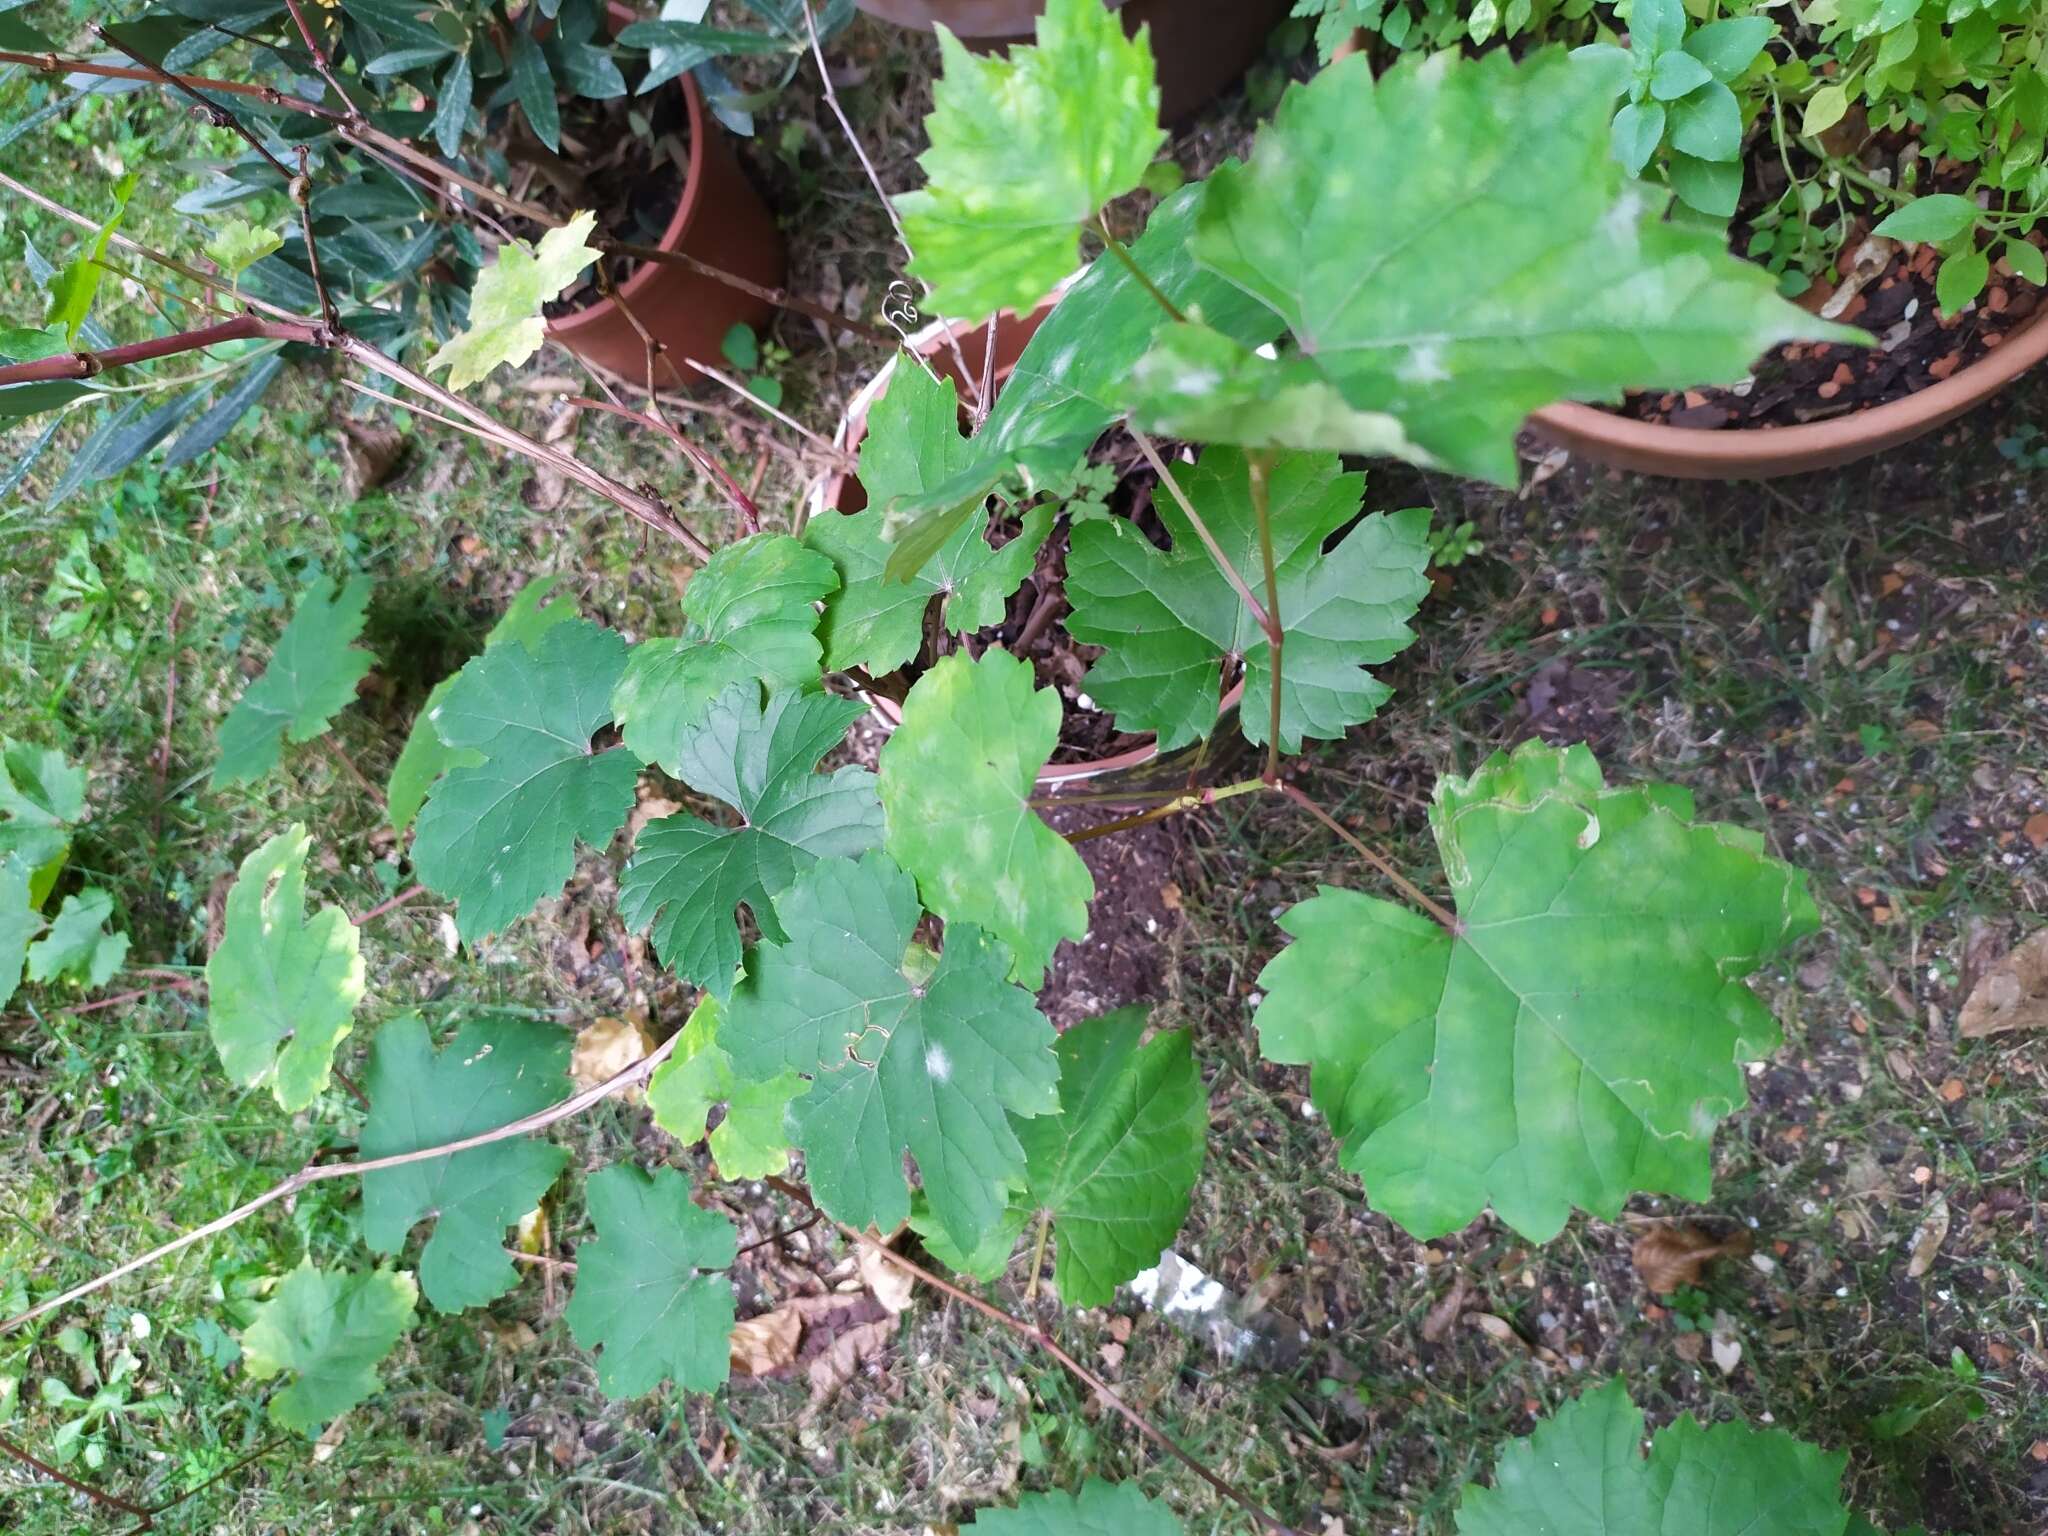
xmin=427 ymin=212 xmax=602 ymax=390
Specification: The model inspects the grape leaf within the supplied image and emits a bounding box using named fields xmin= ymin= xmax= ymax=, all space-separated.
xmin=212 ymin=575 xmax=376 ymax=788
xmin=411 ymin=619 xmax=640 ymax=943
xmin=1065 ymin=447 xmax=1431 ymax=753
xmin=426 ymin=211 xmax=601 ymax=389
xmin=1254 ymin=740 xmax=1819 ymax=1241
xmin=647 ymin=994 xmax=804 ymax=1179
xmin=877 ymin=648 xmax=1092 ymax=989
xmin=563 ymin=1163 xmax=736 ymax=1399
xmin=240 ymin=1261 xmax=417 ymax=1436
xmin=204 ymin=217 xmax=283 ymax=276
xmin=23 ymin=888 xmax=129 ymax=989
xmin=609 ymin=533 xmax=838 ymax=774
xmin=206 ymin=826 xmax=366 ymax=1111
xmin=968 ymin=1480 xmax=1184 ymax=1535
xmin=873 ymin=176 xmax=1282 ymax=578
xmin=1134 ymin=47 xmax=1856 ymax=485
xmin=805 ymin=365 xmax=1053 ymax=675
xmin=361 ymin=1014 xmax=572 ymax=1313
xmin=721 ymin=851 xmax=1060 ymax=1250
xmin=0 ymin=737 xmax=87 ymax=908
xmin=0 ymin=858 xmax=41 ymax=1008
xmin=1457 ymin=1380 xmax=1859 ymax=1536
xmin=387 ymin=575 xmax=577 ymax=835
xmin=897 ymin=0 xmax=1164 ymax=326
xmin=920 ymin=1009 xmax=1206 ymax=1304
xmin=618 ymin=685 xmax=883 ymax=997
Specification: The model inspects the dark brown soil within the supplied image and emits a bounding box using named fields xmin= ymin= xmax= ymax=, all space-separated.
xmin=1035 ymin=804 xmax=1185 ymax=1032
xmin=502 ymin=89 xmax=689 ymax=315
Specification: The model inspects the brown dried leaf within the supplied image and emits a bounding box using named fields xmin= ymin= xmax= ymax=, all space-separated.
xmin=799 ymin=1318 xmax=894 ymax=1424
xmin=856 ymin=1237 xmax=916 ymax=1317
xmin=1957 ymin=929 xmax=2048 ymax=1037
xmin=1905 ymin=1194 xmax=1949 ymax=1279
xmin=569 ymin=1015 xmax=654 ymax=1100
xmin=729 ymin=1307 xmax=802 ymax=1377
xmin=337 ymin=418 xmax=404 ymax=500
xmin=1420 ymin=1274 xmax=1469 ymax=1343
xmin=1630 ymin=1224 xmax=1752 ymax=1294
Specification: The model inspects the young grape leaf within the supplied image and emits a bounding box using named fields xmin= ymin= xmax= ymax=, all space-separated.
xmin=0 ymin=737 xmax=87 ymax=907
xmin=212 ymin=575 xmax=376 ymax=788
xmin=609 ymin=533 xmax=838 ymax=774
xmin=360 ymin=1014 xmax=572 ymax=1313
xmin=204 ymin=217 xmax=283 ymax=277
xmin=968 ymin=1479 xmax=1184 ymax=1535
xmin=1065 ymin=447 xmax=1431 ymax=753
xmin=563 ymin=1163 xmax=736 ymax=1399
xmin=1255 ymin=740 xmax=1819 ymax=1241
xmin=23 ymin=888 xmax=129 ymax=989
xmin=873 ymin=177 xmax=1282 ymax=579
xmin=805 ymin=365 xmax=1053 ymax=675
xmin=206 ymin=826 xmax=366 ymax=1111
xmin=617 ymin=685 xmax=883 ymax=998
xmin=647 ymin=994 xmax=803 ymax=1179
xmin=1456 ymin=1380 xmax=1859 ymax=1536
xmin=721 ymin=851 xmax=1060 ymax=1250
xmin=426 ymin=211 xmax=601 ymax=390
xmin=240 ymin=1261 xmax=418 ymax=1436
xmin=387 ymin=575 xmax=577 ymax=835
xmin=897 ymin=0 xmax=1165 ymax=325
xmin=0 ymin=858 xmax=42 ymax=1008
xmin=1135 ymin=47 xmax=1856 ymax=485
xmin=877 ymin=649 xmax=1092 ymax=989
xmin=919 ymin=1009 xmax=1207 ymax=1304
xmin=411 ymin=619 xmax=640 ymax=943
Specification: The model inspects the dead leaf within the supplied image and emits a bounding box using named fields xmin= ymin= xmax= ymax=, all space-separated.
xmin=799 ymin=1318 xmax=894 ymax=1423
xmin=1465 ymin=1312 xmax=1559 ymax=1366
xmin=1631 ymin=1224 xmax=1752 ymax=1294
xmin=570 ymin=1015 xmax=654 ymax=1100
xmin=2027 ymin=813 xmax=2048 ymax=850
xmin=1708 ymin=1311 xmax=1743 ymax=1376
xmin=856 ymin=1236 xmax=916 ymax=1317
xmin=729 ymin=1307 xmax=802 ymax=1376
xmin=337 ymin=418 xmax=404 ymax=500
xmin=312 ymin=1415 xmax=348 ymax=1462
xmin=1905 ymin=1194 xmax=1949 ymax=1279
xmin=1421 ymin=1275 xmax=1469 ymax=1343
xmin=1958 ymin=929 xmax=2048 ymax=1037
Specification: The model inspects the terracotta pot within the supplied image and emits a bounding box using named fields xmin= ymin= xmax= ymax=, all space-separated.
xmin=543 ymin=72 xmax=785 ymax=388
xmin=1526 ymin=299 xmax=2048 ymax=479
xmin=854 ymin=0 xmax=1294 ymax=124
xmin=812 ymin=294 xmax=1242 ymax=789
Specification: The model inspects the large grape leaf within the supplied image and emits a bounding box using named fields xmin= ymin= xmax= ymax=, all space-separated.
xmin=617 ymin=685 xmax=883 ymax=998
xmin=427 ymin=211 xmax=601 ymax=389
xmin=563 ymin=1163 xmax=736 ymax=1399
xmin=360 ymin=1015 xmax=572 ymax=1313
xmin=240 ymin=1261 xmax=417 ymax=1436
xmin=1457 ymin=1381 xmax=1859 ymax=1536
xmin=1254 ymin=740 xmax=1819 ymax=1240
xmin=804 ymin=364 xmax=1052 ymax=676
xmin=897 ymin=0 xmax=1164 ymax=325
xmin=387 ymin=575 xmax=577 ymax=835
xmin=877 ymin=648 xmax=1092 ymax=989
xmin=609 ymin=533 xmax=838 ymax=774
xmin=721 ymin=851 xmax=1060 ymax=1250
xmin=647 ymin=994 xmax=804 ymax=1180
xmin=206 ymin=826 xmax=366 ymax=1111
xmin=0 ymin=737 xmax=87 ymax=907
xmin=212 ymin=575 xmax=376 ymax=788
xmin=873 ymin=176 xmax=1282 ymax=578
xmin=919 ymin=1008 xmax=1207 ymax=1305
xmin=1130 ymin=47 xmax=1857 ymax=485
xmin=23 ymin=887 xmax=129 ymax=989
xmin=0 ymin=858 xmax=41 ymax=1008
xmin=1065 ymin=447 xmax=1431 ymax=753
xmin=968 ymin=1480 xmax=1184 ymax=1535
xmin=411 ymin=619 xmax=640 ymax=943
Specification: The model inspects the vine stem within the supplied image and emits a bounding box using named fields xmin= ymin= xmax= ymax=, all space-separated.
xmin=0 ymin=315 xmax=318 ymax=386
xmin=568 ymin=396 xmax=763 ymax=535
xmin=1062 ymin=777 xmax=1265 ymax=846
xmin=1245 ymin=449 xmax=1284 ymax=784
xmin=1022 ymin=1207 xmax=1052 ymax=1303
xmin=0 ymin=1433 xmax=153 ymax=1523
xmin=762 ymin=1177 xmax=1307 ymax=1536
xmin=352 ymin=884 xmax=426 ymax=927
xmin=92 ymin=23 xmax=290 ymax=182
xmin=0 ymin=1033 xmax=683 ymax=1336
xmin=1129 ymin=430 xmax=1270 ymax=631
xmin=1276 ymin=782 xmax=1461 ymax=934
xmin=1093 ymin=214 xmax=1186 ymax=326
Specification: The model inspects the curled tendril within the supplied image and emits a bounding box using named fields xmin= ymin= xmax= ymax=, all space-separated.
xmin=882 ymin=280 xmax=922 ymax=339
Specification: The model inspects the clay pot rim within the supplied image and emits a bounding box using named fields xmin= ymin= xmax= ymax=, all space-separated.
xmin=813 ymin=285 xmax=1243 ymax=789
xmin=1529 ymin=296 xmax=2048 ymax=478
xmin=542 ymin=71 xmax=709 ymax=342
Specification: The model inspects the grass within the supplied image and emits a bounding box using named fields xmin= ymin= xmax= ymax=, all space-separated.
xmin=6 ymin=10 xmax=2048 ymax=1536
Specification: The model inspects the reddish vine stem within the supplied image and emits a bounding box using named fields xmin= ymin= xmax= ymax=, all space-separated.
xmin=92 ymin=23 xmax=292 ymax=180
xmin=0 ymin=314 xmax=318 ymax=387
xmin=567 ymin=397 xmax=761 ymax=536
xmin=352 ymin=884 xmax=426 ymax=927
xmin=1275 ymin=782 xmax=1461 ymax=933
xmin=292 ymin=144 xmax=339 ymax=328
xmin=0 ymin=1433 xmax=154 ymax=1525
xmin=279 ymin=0 xmax=359 ymax=125
xmin=1244 ymin=449 xmax=1284 ymax=784
xmin=761 ymin=1177 xmax=1306 ymax=1536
